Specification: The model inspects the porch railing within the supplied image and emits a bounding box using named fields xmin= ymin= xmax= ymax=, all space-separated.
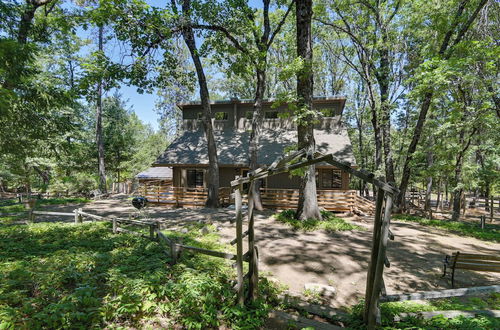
xmin=140 ymin=184 xmax=362 ymax=212
xmin=260 ymin=188 xmax=356 ymax=212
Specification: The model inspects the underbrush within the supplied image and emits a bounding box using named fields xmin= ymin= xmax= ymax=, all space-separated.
xmin=274 ymin=209 xmax=363 ymax=232
xmin=346 ymin=293 xmax=500 ymax=329
xmin=393 ymin=214 xmax=500 ymax=242
xmin=0 ymin=222 xmax=282 ymax=329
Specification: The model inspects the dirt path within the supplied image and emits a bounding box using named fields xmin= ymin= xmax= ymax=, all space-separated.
xmin=37 ymin=197 xmax=500 ymax=309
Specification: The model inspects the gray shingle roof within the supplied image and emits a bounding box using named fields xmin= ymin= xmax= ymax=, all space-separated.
xmin=155 ymin=128 xmax=356 ymax=166
xmin=136 ymin=167 xmax=172 ymax=179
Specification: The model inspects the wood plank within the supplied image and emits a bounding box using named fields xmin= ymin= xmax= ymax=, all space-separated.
xmin=454 ymin=254 xmax=500 ymax=261
xmin=235 ymin=186 xmax=244 ymax=307
xmin=454 ymin=262 xmax=500 ymax=272
xmin=380 ymin=285 xmax=500 ymax=302
xmin=32 ymin=211 xmax=75 ymax=216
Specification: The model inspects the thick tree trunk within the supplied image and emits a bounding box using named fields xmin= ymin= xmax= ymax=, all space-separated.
xmin=248 ymin=68 xmax=266 ymax=210
xmin=295 ymin=0 xmax=320 ymax=220
xmin=96 ymin=25 xmax=107 ymax=193
xmin=436 ymin=179 xmax=442 ymax=211
xmin=182 ymin=0 xmax=219 ymax=207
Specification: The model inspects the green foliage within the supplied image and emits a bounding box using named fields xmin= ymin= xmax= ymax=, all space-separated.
xmin=0 ymin=222 xmax=281 ymax=328
xmin=393 ymin=214 xmax=500 ymax=243
xmin=347 ymin=294 xmax=500 ymax=329
xmin=274 ymin=209 xmax=363 ymax=232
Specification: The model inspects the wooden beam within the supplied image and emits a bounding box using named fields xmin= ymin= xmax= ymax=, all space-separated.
xmin=234 ymin=185 xmax=244 ymax=306
xmin=32 ymin=211 xmax=75 ymax=216
xmin=380 ymin=285 xmax=500 ymax=302
xmin=368 ymin=194 xmax=393 ymax=328
xmin=364 ymin=189 xmax=385 ymax=322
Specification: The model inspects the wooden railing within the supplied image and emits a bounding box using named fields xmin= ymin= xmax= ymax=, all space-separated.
xmin=260 ymin=188 xmax=357 ymax=212
xmin=141 ymin=185 xmax=232 ymax=206
xmin=140 ymin=184 xmax=361 ymax=212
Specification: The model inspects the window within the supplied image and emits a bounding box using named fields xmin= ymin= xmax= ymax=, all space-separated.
xmin=320 ymin=169 xmax=342 ymax=189
xmin=197 ymin=112 xmax=203 ymax=120
xmin=265 ymin=111 xmax=279 ymax=119
xmin=245 ymin=111 xmax=253 ymax=120
xmin=187 ymin=169 xmax=204 ymax=188
xmin=214 ymin=112 xmax=229 ymax=120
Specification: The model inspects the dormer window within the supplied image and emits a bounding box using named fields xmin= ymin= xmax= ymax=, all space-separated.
xmin=214 ymin=112 xmax=229 ymax=120
xmin=265 ymin=111 xmax=279 ymax=119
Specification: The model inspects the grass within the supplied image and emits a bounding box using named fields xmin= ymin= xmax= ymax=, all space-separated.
xmin=0 ymin=197 xmax=91 ymax=224
xmin=393 ymin=214 xmax=500 ymax=243
xmin=346 ymin=294 xmax=500 ymax=329
xmin=0 ymin=221 xmax=282 ymax=329
xmin=274 ymin=209 xmax=363 ymax=232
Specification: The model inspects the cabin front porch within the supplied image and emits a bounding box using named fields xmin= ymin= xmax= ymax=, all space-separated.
xmin=138 ymin=183 xmax=371 ymax=213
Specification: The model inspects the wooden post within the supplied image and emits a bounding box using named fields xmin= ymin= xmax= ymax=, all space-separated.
xmin=247 ymin=180 xmax=258 ymax=302
xmin=150 ymin=222 xmax=157 ymax=240
xmin=491 ymin=196 xmax=494 ymax=223
xmin=367 ymin=194 xmax=393 ymax=329
xmin=170 ymin=241 xmax=177 ymax=265
xmin=235 ymin=185 xmax=244 ymax=307
xmin=112 ymin=218 xmax=117 ymax=233
xmin=364 ymin=188 xmax=385 ymax=322
xmin=28 ymin=208 xmax=35 ymax=223
xmin=480 ymin=215 xmax=485 ymax=229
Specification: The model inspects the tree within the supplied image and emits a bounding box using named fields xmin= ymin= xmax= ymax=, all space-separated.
xmin=295 ymin=0 xmax=321 ymax=220
xmin=395 ymin=0 xmax=489 ymax=210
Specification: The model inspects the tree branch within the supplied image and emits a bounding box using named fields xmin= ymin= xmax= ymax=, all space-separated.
xmin=267 ymin=0 xmax=295 ymax=48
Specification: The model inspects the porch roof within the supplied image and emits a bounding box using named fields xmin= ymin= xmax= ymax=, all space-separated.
xmin=155 ymin=128 xmax=356 ymax=167
xmin=136 ymin=167 xmax=172 ymax=179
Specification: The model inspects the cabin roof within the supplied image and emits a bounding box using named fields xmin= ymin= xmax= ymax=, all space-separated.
xmin=155 ymin=128 xmax=356 ymax=167
xmin=135 ymin=167 xmax=172 ymax=179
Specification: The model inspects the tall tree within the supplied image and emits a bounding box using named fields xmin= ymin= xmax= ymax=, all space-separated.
xmin=295 ymin=0 xmax=321 ymax=220
xmin=95 ymin=25 xmax=107 ymax=193
xmin=175 ymin=0 xmax=220 ymax=207
xmin=396 ymin=0 xmax=489 ymax=210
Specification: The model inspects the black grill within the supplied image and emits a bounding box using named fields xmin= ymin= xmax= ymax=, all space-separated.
xmin=132 ymin=197 xmax=148 ymax=210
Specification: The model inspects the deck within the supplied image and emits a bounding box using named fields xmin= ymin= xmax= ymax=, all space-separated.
xmin=139 ymin=184 xmax=373 ymax=213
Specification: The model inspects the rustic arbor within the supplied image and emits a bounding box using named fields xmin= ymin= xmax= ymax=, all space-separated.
xmin=230 ymin=149 xmax=398 ymax=328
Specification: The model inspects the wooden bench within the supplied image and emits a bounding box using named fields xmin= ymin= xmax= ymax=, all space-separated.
xmin=443 ymin=252 xmax=500 ymax=288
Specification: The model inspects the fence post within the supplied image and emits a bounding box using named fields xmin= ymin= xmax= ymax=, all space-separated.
xmin=480 ymin=215 xmax=485 ymax=229
xmin=112 ymin=218 xmax=118 ymax=233
xmin=234 ymin=185 xmax=244 ymax=307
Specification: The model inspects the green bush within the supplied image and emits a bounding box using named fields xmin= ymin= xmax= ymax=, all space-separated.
xmin=274 ymin=209 xmax=363 ymax=232
xmin=393 ymin=214 xmax=500 ymax=242
xmin=0 ymin=222 xmax=281 ymax=329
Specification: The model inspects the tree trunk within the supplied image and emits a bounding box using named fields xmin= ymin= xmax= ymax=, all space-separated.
xmin=96 ymin=25 xmax=107 ymax=193
xmin=436 ymin=178 xmax=441 ymax=211
xmin=248 ymin=68 xmax=266 ymax=210
xmin=295 ymin=0 xmax=320 ymax=220
xmin=181 ymin=0 xmax=219 ymax=207
xmin=377 ymin=30 xmax=396 ymax=184
xmin=424 ymin=150 xmax=433 ymax=211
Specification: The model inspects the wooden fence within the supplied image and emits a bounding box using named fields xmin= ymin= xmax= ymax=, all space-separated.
xmin=140 ymin=185 xmax=231 ymax=207
xmin=260 ymin=188 xmax=357 ymax=212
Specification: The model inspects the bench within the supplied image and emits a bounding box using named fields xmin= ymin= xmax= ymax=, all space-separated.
xmin=443 ymin=252 xmax=500 ymax=288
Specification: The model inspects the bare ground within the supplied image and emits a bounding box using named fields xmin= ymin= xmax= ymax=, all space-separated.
xmin=28 ymin=196 xmax=500 ymax=309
